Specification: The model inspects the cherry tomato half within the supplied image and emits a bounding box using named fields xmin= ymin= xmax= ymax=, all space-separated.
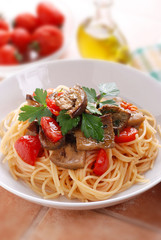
xmin=47 ymin=88 xmax=55 ymax=97
xmin=93 ymin=149 xmax=109 ymax=176
xmin=120 ymin=101 xmax=138 ymax=112
xmin=115 ymin=127 xmax=138 ymax=143
xmin=40 ymin=117 xmax=63 ymax=143
xmin=14 ymin=135 xmax=41 ymax=165
xmin=46 ymin=98 xmax=61 ymax=116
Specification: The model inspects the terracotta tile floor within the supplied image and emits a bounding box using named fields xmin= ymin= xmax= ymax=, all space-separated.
xmin=1 ymin=183 xmax=161 ymax=240
xmin=0 ymin=187 xmax=41 ymax=240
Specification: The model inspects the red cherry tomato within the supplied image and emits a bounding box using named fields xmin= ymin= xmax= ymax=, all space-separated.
xmin=11 ymin=28 xmax=31 ymax=53
xmin=0 ymin=45 xmax=22 ymax=65
xmin=31 ymin=25 xmax=63 ymax=56
xmin=93 ymin=149 xmax=109 ymax=176
xmin=47 ymin=88 xmax=55 ymax=97
xmin=46 ymin=88 xmax=64 ymax=97
xmin=46 ymin=98 xmax=61 ymax=116
xmin=115 ymin=127 xmax=138 ymax=143
xmin=36 ymin=2 xmax=65 ymax=27
xmin=0 ymin=19 xmax=9 ymax=31
xmin=14 ymin=135 xmax=41 ymax=166
xmin=0 ymin=30 xmax=10 ymax=47
xmin=120 ymin=101 xmax=138 ymax=112
xmin=40 ymin=117 xmax=63 ymax=143
xmin=13 ymin=13 xmax=39 ymax=33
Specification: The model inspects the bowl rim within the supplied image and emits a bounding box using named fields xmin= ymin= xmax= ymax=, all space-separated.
xmin=0 ymin=59 xmax=161 ymax=210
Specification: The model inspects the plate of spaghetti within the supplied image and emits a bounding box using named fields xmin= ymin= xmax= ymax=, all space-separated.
xmin=0 ymin=60 xmax=161 ymax=210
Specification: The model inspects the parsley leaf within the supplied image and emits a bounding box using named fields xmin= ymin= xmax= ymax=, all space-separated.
xmin=57 ymin=110 xmax=80 ymax=135
xmin=33 ymin=88 xmax=47 ymax=106
xmin=18 ymin=105 xmax=52 ymax=124
xmin=86 ymin=102 xmax=102 ymax=115
xmin=81 ymin=113 xmax=104 ymax=141
xmin=99 ymin=82 xmax=119 ymax=98
xmin=82 ymin=87 xmax=97 ymax=103
xmin=18 ymin=88 xmax=52 ymax=124
xmin=99 ymin=99 xmax=118 ymax=108
xmin=83 ymin=84 xmax=118 ymax=115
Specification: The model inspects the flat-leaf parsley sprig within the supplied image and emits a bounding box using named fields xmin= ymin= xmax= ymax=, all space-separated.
xmin=57 ymin=110 xmax=104 ymax=142
xmin=57 ymin=110 xmax=81 ymax=135
xmin=18 ymin=88 xmax=52 ymax=124
xmin=18 ymin=83 xmax=120 ymax=142
xmin=83 ymin=82 xmax=119 ymax=115
xmin=81 ymin=113 xmax=104 ymax=141
xmin=57 ymin=82 xmax=120 ymax=142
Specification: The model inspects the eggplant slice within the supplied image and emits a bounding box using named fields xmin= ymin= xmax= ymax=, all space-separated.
xmin=26 ymin=121 xmax=39 ymax=136
xmin=75 ymin=114 xmax=115 ymax=151
xmin=113 ymin=97 xmax=145 ymax=128
xmin=26 ymin=94 xmax=41 ymax=106
xmin=99 ymin=104 xmax=131 ymax=132
xmin=127 ymin=112 xmax=145 ymax=128
xmin=54 ymin=85 xmax=87 ymax=118
xmin=49 ymin=143 xmax=86 ymax=169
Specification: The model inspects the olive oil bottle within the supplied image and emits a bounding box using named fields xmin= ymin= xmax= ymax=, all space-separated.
xmin=77 ymin=0 xmax=130 ymax=64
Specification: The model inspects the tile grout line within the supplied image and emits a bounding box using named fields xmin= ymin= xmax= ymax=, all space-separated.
xmin=94 ymin=209 xmax=161 ymax=234
xmin=20 ymin=206 xmax=49 ymax=240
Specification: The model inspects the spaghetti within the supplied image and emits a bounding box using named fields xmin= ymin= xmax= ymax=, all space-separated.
xmin=0 ymin=105 xmax=160 ymax=202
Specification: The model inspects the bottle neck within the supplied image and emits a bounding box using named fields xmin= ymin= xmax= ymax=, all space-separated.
xmin=94 ymin=0 xmax=115 ymax=29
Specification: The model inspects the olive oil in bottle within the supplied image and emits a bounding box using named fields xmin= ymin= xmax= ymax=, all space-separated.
xmin=77 ymin=0 xmax=130 ymax=64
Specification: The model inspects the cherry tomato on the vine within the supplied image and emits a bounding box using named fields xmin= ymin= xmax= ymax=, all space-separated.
xmin=11 ymin=28 xmax=32 ymax=53
xmin=0 ymin=45 xmax=22 ymax=65
xmin=0 ymin=19 xmax=9 ymax=31
xmin=13 ymin=13 xmax=39 ymax=33
xmin=36 ymin=2 xmax=65 ymax=27
xmin=31 ymin=25 xmax=63 ymax=56
xmin=0 ymin=30 xmax=10 ymax=47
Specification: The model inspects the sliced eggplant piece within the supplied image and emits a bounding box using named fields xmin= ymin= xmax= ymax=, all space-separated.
xmin=55 ymin=85 xmax=87 ymax=118
xmin=26 ymin=94 xmax=40 ymax=106
xmin=65 ymin=132 xmax=76 ymax=144
xmin=113 ymin=97 xmax=145 ymax=128
xmin=128 ymin=112 xmax=145 ymax=128
xmin=26 ymin=121 xmax=39 ymax=136
xmin=75 ymin=114 xmax=115 ymax=151
xmin=50 ymin=143 xmax=86 ymax=169
xmin=99 ymin=105 xmax=131 ymax=132
xmin=54 ymin=93 xmax=73 ymax=109
xmin=39 ymin=126 xmax=65 ymax=150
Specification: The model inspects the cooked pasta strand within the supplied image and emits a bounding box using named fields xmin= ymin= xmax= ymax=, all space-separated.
xmin=0 ymin=105 xmax=160 ymax=201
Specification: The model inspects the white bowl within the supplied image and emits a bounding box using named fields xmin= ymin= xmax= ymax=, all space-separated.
xmin=0 ymin=59 xmax=161 ymax=210
xmin=0 ymin=0 xmax=73 ymax=78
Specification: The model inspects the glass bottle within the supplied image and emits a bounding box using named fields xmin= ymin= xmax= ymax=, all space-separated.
xmin=77 ymin=0 xmax=131 ymax=64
